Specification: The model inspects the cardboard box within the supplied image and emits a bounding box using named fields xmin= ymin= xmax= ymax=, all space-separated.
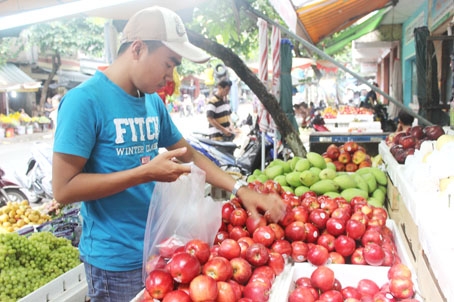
xmin=416 ymin=251 xmax=447 ymax=302
xmin=395 ymin=200 xmax=420 ymax=266
xmin=18 ymin=263 xmax=88 ymax=302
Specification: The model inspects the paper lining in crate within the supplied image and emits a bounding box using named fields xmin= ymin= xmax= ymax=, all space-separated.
xmin=18 ymin=263 xmax=88 ymax=302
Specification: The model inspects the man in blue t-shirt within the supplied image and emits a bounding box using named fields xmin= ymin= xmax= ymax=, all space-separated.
xmin=52 ymin=6 xmax=286 ymax=302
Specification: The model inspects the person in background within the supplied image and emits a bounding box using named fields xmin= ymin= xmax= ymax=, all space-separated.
xmin=52 ymin=6 xmax=285 ymax=302
xmin=206 ymin=79 xmax=235 ymax=141
xmin=396 ymin=109 xmax=415 ymax=133
xmin=361 ymin=82 xmax=378 ymax=108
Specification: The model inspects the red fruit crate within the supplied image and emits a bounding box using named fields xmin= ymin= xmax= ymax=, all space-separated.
xmin=268 ymin=220 xmax=422 ymax=301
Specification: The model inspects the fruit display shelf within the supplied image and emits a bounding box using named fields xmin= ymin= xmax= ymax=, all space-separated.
xmin=384 ymin=155 xmax=452 ymax=301
xmin=18 ymin=263 xmax=87 ymax=302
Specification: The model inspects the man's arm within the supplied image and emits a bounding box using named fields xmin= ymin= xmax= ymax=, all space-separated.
xmin=169 ymin=138 xmax=286 ymax=222
xmin=52 ymin=148 xmax=191 ymax=205
xmin=207 ymin=116 xmax=233 ymax=136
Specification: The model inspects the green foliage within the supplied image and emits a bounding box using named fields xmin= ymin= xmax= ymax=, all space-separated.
xmin=26 ymin=17 xmax=105 ymax=58
xmin=189 ymin=0 xmax=282 ymax=62
xmin=0 ymin=38 xmax=24 ymax=65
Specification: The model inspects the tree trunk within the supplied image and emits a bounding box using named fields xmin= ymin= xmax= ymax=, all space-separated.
xmin=39 ymin=52 xmax=61 ymax=106
xmin=188 ymin=30 xmax=307 ymax=157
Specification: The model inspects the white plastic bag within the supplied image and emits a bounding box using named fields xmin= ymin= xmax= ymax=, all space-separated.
xmin=142 ymin=164 xmax=222 ymax=282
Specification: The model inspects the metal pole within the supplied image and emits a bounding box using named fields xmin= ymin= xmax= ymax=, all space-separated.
xmin=242 ymin=0 xmax=433 ymax=126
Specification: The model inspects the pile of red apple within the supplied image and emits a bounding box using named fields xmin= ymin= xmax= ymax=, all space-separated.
xmin=288 ymin=263 xmax=417 ymax=302
xmin=322 ymin=142 xmax=372 ymax=172
xmin=385 ymin=125 xmax=445 ymax=164
xmin=142 ymin=181 xmax=418 ymax=301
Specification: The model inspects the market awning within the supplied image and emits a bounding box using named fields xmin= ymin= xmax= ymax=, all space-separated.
xmin=294 ymin=0 xmax=392 ymax=45
xmin=321 ymin=7 xmax=390 ymax=56
xmin=0 ymin=63 xmax=41 ymax=92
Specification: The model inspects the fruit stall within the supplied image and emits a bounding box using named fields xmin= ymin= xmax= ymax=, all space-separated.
xmin=2 ymin=126 xmax=453 ymax=301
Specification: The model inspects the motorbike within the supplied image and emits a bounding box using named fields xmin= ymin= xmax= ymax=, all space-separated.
xmin=0 ymin=168 xmax=29 ymax=207
xmin=15 ymin=142 xmax=54 ymax=203
xmin=187 ymin=114 xmax=274 ymax=175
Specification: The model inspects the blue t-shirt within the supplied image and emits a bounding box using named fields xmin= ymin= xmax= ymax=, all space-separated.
xmin=53 ymin=71 xmax=182 ymax=271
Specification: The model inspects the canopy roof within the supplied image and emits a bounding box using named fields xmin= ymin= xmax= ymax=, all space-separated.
xmin=0 ymin=64 xmax=41 ymax=92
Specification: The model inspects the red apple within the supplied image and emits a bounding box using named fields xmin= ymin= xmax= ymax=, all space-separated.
xmin=328 ymin=251 xmax=345 ymax=264
xmin=145 ymin=255 xmax=167 ymax=274
xmin=388 ymin=263 xmax=412 ymax=280
xmin=330 ymin=207 xmax=351 ymax=223
xmin=382 ymin=247 xmax=396 ymax=267
xmin=361 ymin=229 xmax=383 ymax=246
xmin=214 ymin=231 xmax=229 ymax=245
xmin=346 ymin=218 xmax=366 ymax=240
xmin=373 ymin=291 xmax=397 ymax=302
xmin=289 ymin=286 xmax=316 ymax=302
xmin=307 ymin=244 xmax=329 ymax=266
xmin=237 ymin=240 xmax=249 ymax=259
xmin=357 ymin=279 xmax=380 ymax=298
xmin=292 ymin=206 xmax=309 ymax=223
xmin=319 ymin=196 xmax=338 ymax=215
xmin=309 ymin=208 xmax=329 ymax=229
xmin=363 ymin=242 xmax=385 ymax=266
xmin=317 ymin=232 xmax=336 ymax=252
xmin=341 ymin=286 xmax=362 ymax=300
xmin=222 ymin=202 xmax=235 ymax=224
xmin=301 ymin=196 xmax=320 ymax=211
xmin=185 ymin=239 xmax=211 ymax=265
xmin=230 ymin=257 xmax=252 ymax=285
xmin=145 ymin=269 xmax=174 ymax=300
xmin=319 ymin=289 xmax=343 ymax=302
xmin=311 ymin=265 xmax=335 ymax=292
xmin=291 ymin=241 xmax=309 ymax=263
xmin=251 ymin=265 xmax=276 ymax=283
xmin=230 ymin=208 xmax=248 ymax=226
xmin=203 ymin=256 xmax=233 ymax=282
xmin=304 ymin=222 xmax=320 ymax=243
xmin=267 ymin=251 xmax=285 ymax=275
xmin=242 ymin=280 xmax=271 ymax=301
xmin=285 ymin=221 xmax=307 ymax=242
xmin=228 ymin=226 xmax=250 ymax=241
xmin=325 ymin=217 xmax=346 ymax=237
xmin=246 ymin=215 xmax=267 ymax=234
xmin=189 ymin=275 xmax=218 ymax=301
xmin=245 ymin=243 xmax=269 ymax=267
xmin=326 ymin=144 xmax=341 ymax=160
xmin=216 ymin=281 xmax=237 ymax=302
xmin=338 ymin=151 xmax=351 ymax=164
xmin=162 ymin=289 xmax=191 ymax=302
xmin=389 ymin=278 xmax=415 ymax=299
xmin=227 ymin=279 xmax=243 ymax=300
xmin=253 ymin=225 xmax=276 ymax=247
xmin=267 ymin=223 xmax=285 ymax=240
xmin=218 ymin=238 xmax=241 ymax=260
xmin=346 ymin=162 xmax=359 ymax=172
xmin=158 ymin=236 xmax=184 ymax=259
xmin=270 ymin=239 xmax=292 ymax=258
xmin=278 ymin=205 xmax=296 ymax=227
xmin=295 ymin=276 xmax=312 ymax=288
xmin=334 ymin=235 xmax=356 ymax=257
xmin=332 ymin=160 xmax=345 ymax=171
xmin=168 ymin=252 xmax=201 ymax=284
xmin=344 ymin=141 xmax=359 ymax=153
xmin=351 ymin=247 xmax=366 ymax=265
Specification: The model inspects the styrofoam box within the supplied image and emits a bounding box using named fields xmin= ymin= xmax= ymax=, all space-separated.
xmin=269 ymin=219 xmax=421 ymax=301
xmin=18 ymin=263 xmax=88 ymax=302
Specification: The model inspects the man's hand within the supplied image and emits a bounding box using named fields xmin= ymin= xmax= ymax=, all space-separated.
xmin=144 ymin=147 xmax=192 ymax=182
xmin=237 ymin=188 xmax=286 ymax=223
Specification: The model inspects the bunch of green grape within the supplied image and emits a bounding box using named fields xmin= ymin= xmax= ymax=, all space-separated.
xmin=0 ymin=232 xmax=80 ymax=301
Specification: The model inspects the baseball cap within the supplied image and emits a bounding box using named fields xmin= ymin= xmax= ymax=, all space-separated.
xmin=121 ymin=6 xmax=210 ymax=63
